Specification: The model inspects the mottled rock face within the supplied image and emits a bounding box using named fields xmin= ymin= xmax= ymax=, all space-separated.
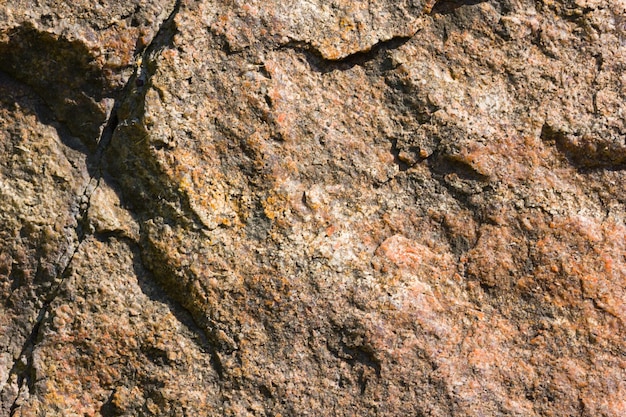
xmin=1 ymin=0 xmax=625 ymax=416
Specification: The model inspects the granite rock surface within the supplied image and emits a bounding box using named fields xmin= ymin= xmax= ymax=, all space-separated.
xmin=1 ymin=0 xmax=625 ymax=415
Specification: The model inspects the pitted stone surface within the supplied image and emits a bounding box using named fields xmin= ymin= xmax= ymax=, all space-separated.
xmin=1 ymin=0 xmax=625 ymax=415
xmin=206 ymin=0 xmax=426 ymax=59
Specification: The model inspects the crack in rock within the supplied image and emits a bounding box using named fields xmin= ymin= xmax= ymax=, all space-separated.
xmin=426 ymin=0 xmax=489 ymax=15
xmin=0 ymin=1 xmax=186 ymax=413
xmin=281 ymin=35 xmax=414 ymax=73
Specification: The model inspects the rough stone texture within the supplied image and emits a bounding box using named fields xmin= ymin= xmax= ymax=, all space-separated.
xmin=0 ymin=0 xmax=175 ymax=142
xmin=1 ymin=0 xmax=625 ymax=416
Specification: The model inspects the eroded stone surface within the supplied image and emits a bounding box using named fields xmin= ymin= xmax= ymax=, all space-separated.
xmin=206 ymin=0 xmax=426 ymax=59
xmin=13 ymin=237 xmax=220 ymax=416
xmin=1 ymin=0 xmax=626 ymax=415
xmin=0 ymin=72 xmax=89 ymax=416
xmin=0 ymin=0 xmax=176 ymax=143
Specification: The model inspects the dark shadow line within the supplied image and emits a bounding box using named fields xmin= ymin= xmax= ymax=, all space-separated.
xmin=429 ymin=0 xmax=489 ymax=15
xmin=281 ymin=35 xmax=413 ymax=73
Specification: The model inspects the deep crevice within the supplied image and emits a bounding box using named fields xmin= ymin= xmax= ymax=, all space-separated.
xmin=428 ymin=0 xmax=490 ymax=15
xmin=93 ymin=0 xmax=226 ymax=380
xmin=1 ymin=1 xmax=186 ymax=412
xmin=281 ymin=35 xmax=413 ymax=73
xmin=104 ymin=0 xmax=212 ymax=232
